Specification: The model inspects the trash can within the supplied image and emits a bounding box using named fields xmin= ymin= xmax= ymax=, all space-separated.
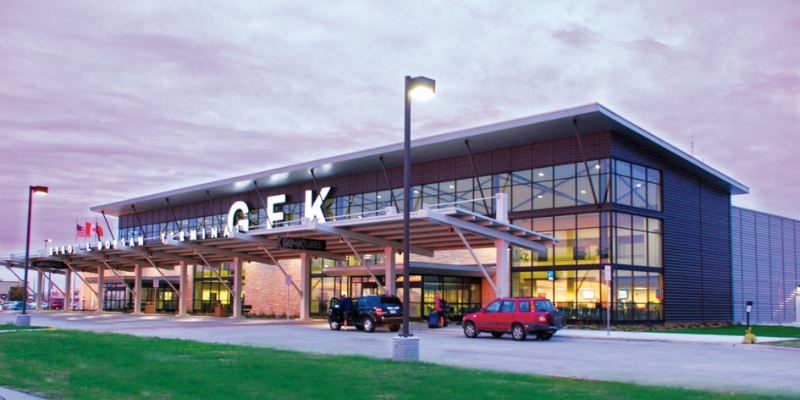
xmin=214 ymin=304 xmax=228 ymax=318
xmin=144 ymin=303 xmax=156 ymax=314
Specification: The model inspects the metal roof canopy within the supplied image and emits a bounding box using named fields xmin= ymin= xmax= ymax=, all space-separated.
xmin=236 ymin=205 xmax=555 ymax=260
xmin=9 ymin=205 xmax=555 ymax=275
xmin=91 ymin=102 xmax=748 ymax=217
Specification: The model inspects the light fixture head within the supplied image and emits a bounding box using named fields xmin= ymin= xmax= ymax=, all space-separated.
xmin=408 ymin=76 xmax=436 ymax=100
xmin=31 ymin=186 xmax=49 ymax=195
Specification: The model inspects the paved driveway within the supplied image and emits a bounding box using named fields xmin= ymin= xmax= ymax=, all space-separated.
xmin=3 ymin=311 xmax=799 ymax=397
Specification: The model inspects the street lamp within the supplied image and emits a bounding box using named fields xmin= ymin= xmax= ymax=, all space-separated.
xmin=400 ymin=76 xmax=435 ymax=341
xmin=16 ymin=185 xmax=48 ymax=326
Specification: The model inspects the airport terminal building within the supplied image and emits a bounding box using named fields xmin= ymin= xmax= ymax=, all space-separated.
xmin=3 ymin=104 xmax=798 ymax=324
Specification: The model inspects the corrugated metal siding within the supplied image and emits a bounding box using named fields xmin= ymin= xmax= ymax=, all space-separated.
xmin=731 ymin=207 xmax=799 ymax=324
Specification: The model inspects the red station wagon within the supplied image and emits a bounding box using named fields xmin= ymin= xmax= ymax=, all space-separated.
xmin=462 ymin=297 xmax=563 ymax=341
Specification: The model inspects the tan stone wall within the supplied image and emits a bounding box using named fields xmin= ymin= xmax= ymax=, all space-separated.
xmin=244 ymin=260 xmax=302 ymax=317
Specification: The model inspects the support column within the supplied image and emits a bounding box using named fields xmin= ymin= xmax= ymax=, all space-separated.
xmin=300 ymin=252 xmax=311 ymax=320
xmin=96 ymin=266 xmax=104 ymax=313
xmin=495 ymin=193 xmax=510 ymax=298
xmin=187 ymin=265 xmax=195 ymax=315
xmin=385 ymin=247 xmax=396 ymax=295
xmin=65 ymin=271 xmax=73 ymax=313
xmin=134 ymin=264 xmax=142 ymax=315
xmin=36 ymin=270 xmax=44 ymax=310
xmin=232 ymin=258 xmax=243 ymax=318
xmin=178 ymin=261 xmax=187 ymax=316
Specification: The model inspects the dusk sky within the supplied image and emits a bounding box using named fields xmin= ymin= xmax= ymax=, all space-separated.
xmin=2 ymin=2 xmax=799 ymax=282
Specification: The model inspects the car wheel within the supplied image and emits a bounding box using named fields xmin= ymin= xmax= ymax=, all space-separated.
xmin=363 ymin=318 xmax=376 ymax=332
xmin=463 ymin=321 xmax=478 ymax=338
xmin=511 ymin=324 xmax=527 ymax=341
xmin=490 ymin=332 xmax=503 ymax=338
xmin=329 ymin=319 xmax=341 ymax=331
xmin=389 ymin=323 xmax=401 ymax=332
xmin=538 ymin=333 xmax=553 ymax=341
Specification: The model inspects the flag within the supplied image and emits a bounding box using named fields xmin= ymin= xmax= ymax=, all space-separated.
xmin=93 ymin=218 xmax=104 ymax=238
xmin=76 ymin=223 xmax=90 ymax=238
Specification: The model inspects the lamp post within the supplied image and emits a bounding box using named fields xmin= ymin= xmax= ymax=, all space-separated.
xmin=44 ymin=238 xmax=52 ymax=306
xmin=16 ymin=185 xmax=48 ymax=326
xmin=394 ymin=76 xmax=435 ymax=361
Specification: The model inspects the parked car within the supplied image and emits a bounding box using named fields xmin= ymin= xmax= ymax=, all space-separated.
xmin=462 ymin=297 xmax=563 ymax=341
xmin=2 ymin=301 xmax=20 ymax=310
xmin=328 ymin=294 xmax=403 ymax=332
xmin=8 ymin=301 xmax=36 ymax=311
xmin=49 ymin=298 xmax=65 ymax=310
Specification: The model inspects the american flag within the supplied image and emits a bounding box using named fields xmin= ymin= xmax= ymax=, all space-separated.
xmin=76 ymin=223 xmax=90 ymax=238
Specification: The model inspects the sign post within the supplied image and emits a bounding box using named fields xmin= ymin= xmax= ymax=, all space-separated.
xmin=285 ymin=275 xmax=292 ymax=321
xmin=604 ymin=265 xmax=612 ymax=336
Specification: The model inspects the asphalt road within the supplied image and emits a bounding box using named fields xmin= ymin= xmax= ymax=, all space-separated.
xmin=2 ymin=311 xmax=799 ymax=397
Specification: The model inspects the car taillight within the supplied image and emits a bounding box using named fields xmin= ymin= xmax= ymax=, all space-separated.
xmin=375 ymin=307 xmax=383 ymax=316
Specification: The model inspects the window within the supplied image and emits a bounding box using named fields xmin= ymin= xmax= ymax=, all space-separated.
xmin=500 ymin=301 xmax=515 ymax=313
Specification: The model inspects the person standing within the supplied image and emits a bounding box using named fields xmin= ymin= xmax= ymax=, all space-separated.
xmin=341 ymin=294 xmax=353 ymax=331
xmin=434 ymin=293 xmax=444 ymax=327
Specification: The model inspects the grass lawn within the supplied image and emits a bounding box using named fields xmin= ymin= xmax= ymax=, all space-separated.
xmin=663 ymin=324 xmax=800 ymax=338
xmin=1 ymin=330 xmax=798 ymax=400
xmin=0 ymin=322 xmax=44 ymax=331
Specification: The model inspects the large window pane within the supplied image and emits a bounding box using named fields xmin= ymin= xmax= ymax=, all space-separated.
xmin=615 ymin=228 xmax=633 ymax=265
xmin=647 ymin=182 xmax=661 ymax=211
xmin=576 ymin=270 xmax=602 ymax=318
xmin=533 ymin=167 xmax=552 ymax=182
xmin=577 ymin=228 xmax=600 ymax=264
xmin=632 ymin=179 xmax=647 ymax=208
xmin=554 ymin=270 xmax=576 ymax=309
xmin=554 ymin=230 xmax=577 ymax=266
xmin=512 ymin=272 xmax=533 ymax=297
xmin=554 ymin=164 xmax=575 ymax=180
xmin=511 ymin=185 xmax=532 ymax=211
xmin=648 ymin=232 xmax=662 ymax=268
xmin=576 ymin=176 xmax=595 ymax=205
xmin=615 ymin=160 xmax=631 ymax=177
xmin=615 ymin=270 xmax=633 ymax=320
xmin=554 ymin=178 xmax=576 ymax=208
xmin=533 ymin=181 xmax=553 ymax=210
xmin=632 ymin=228 xmax=647 ymax=266
xmin=615 ymin=175 xmax=632 ymax=205
xmin=632 ymin=271 xmax=649 ymax=320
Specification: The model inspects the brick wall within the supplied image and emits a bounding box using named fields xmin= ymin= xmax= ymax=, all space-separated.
xmin=244 ymin=260 xmax=302 ymax=317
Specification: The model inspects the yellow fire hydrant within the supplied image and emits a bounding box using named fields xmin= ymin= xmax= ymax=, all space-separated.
xmin=742 ymin=327 xmax=757 ymax=344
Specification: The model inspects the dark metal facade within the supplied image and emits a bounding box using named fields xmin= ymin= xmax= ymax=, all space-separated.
xmin=612 ymin=133 xmax=733 ymax=322
xmin=731 ymin=207 xmax=799 ymax=323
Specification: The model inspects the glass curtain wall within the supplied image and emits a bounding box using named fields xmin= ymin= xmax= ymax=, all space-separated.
xmin=193 ymin=263 xmax=236 ymax=314
xmin=512 ymin=212 xmax=663 ymax=322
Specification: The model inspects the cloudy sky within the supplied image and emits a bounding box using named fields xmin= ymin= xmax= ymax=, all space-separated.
xmin=1 ymin=1 xmax=798 ymax=282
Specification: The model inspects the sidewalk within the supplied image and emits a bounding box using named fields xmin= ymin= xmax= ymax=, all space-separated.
xmin=0 ymin=387 xmax=48 ymax=400
xmin=558 ymin=327 xmax=798 ymax=344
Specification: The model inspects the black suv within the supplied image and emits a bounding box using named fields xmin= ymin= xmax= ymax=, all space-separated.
xmin=328 ymin=294 xmax=403 ymax=332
